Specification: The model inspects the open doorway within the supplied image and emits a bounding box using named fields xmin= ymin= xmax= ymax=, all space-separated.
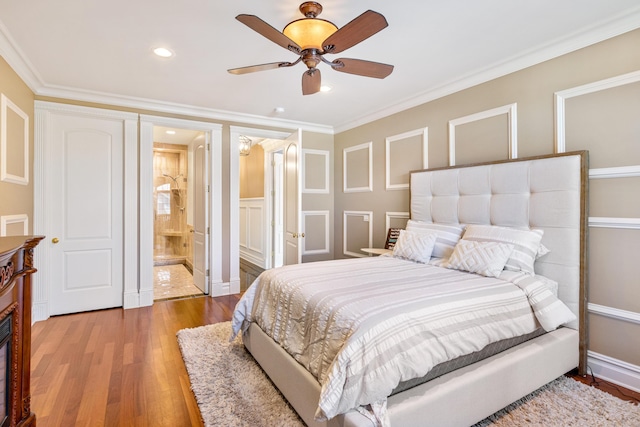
xmin=233 ymin=127 xmax=299 ymax=292
xmin=152 ymin=126 xmax=207 ymax=301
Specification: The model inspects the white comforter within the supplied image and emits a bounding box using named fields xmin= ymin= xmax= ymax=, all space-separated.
xmin=231 ymin=256 xmax=575 ymax=425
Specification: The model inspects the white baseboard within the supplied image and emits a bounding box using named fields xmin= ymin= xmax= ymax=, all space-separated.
xmin=32 ymin=302 xmax=49 ymax=323
xmin=210 ymin=281 xmax=230 ymax=297
xmin=587 ymin=350 xmax=640 ymax=393
xmin=230 ymin=278 xmax=241 ymax=294
xmin=139 ymin=290 xmax=154 ymax=307
xmin=123 ymin=291 xmax=140 ymax=309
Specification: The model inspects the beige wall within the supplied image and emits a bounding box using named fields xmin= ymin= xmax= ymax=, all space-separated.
xmin=301 ymin=131 xmax=334 ymax=262
xmin=239 ymin=144 xmax=265 ymax=199
xmin=334 ymin=28 xmax=640 ymax=369
xmin=0 ymin=56 xmax=34 ymax=235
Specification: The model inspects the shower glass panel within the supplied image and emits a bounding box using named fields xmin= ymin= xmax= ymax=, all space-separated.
xmin=153 ymin=144 xmax=189 ymax=266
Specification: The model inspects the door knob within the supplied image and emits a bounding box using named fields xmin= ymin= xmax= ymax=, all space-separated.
xmin=292 ymin=233 xmax=298 ymax=238
xmin=52 ymin=237 xmax=60 ymax=244
xmin=301 ymin=233 xmax=305 ymax=238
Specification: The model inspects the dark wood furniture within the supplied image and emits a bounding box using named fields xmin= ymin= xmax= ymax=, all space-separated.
xmin=0 ymin=236 xmax=43 ymax=427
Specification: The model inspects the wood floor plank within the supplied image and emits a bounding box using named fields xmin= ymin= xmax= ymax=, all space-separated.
xmin=31 ymin=295 xmax=239 ymax=426
xmin=31 ymin=293 xmax=637 ymax=426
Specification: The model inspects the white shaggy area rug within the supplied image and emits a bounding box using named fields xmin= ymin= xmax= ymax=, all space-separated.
xmin=177 ymin=322 xmax=640 ymax=427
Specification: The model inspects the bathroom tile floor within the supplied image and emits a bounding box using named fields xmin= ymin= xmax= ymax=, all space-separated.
xmin=153 ymin=264 xmax=203 ymax=301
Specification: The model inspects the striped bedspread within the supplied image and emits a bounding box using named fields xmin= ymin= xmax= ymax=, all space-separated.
xmin=231 ymin=256 xmax=575 ymax=425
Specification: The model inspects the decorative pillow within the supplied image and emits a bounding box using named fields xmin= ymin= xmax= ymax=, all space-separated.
xmin=405 ymin=220 xmax=465 ymax=259
xmin=444 ymin=240 xmax=514 ymax=278
xmin=392 ymin=229 xmax=437 ymax=264
xmin=461 ymin=225 xmax=544 ymax=275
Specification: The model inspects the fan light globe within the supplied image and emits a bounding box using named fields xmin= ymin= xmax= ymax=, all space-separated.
xmin=283 ymin=19 xmax=337 ymax=50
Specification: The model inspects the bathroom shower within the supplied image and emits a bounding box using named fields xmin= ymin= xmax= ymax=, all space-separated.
xmin=162 ymin=173 xmax=185 ymax=212
xmin=153 ymin=146 xmax=189 ymax=266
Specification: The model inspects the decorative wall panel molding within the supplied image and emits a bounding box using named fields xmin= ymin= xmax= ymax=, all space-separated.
xmin=343 ymin=210 xmax=373 ymax=258
xmin=555 ymin=70 xmax=640 ymax=153
xmin=343 ymin=142 xmax=372 ymax=193
xmin=0 ymin=213 xmax=28 ymax=236
xmin=590 ymin=165 xmax=640 ymax=179
xmin=302 ymin=149 xmax=330 ymax=194
xmin=385 ymin=128 xmax=428 ymax=190
xmin=302 ymin=210 xmax=330 ymax=255
xmin=1 ymin=93 xmax=29 ymax=185
xmin=589 ymin=217 xmax=640 ymax=230
xmin=448 ymin=103 xmax=517 ymax=166
xmin=385 ymin=211 xmax=410 ymax=233
xmin=589 ymin=303 xmax=640 ymax=326
xmin=239 ymin=198 xmax=265 ymax=268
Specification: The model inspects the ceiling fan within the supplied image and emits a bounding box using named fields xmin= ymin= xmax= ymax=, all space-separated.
xmin=228 ymin=2 xmax=394 ymax=95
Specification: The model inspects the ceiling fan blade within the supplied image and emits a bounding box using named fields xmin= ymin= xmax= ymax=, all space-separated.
xmin=332 ymin=58 xmax=394 ymax=79
xmin=302 ymin=69 xmax=321 ymax=95
xmin=228 ymin=62 xmax=291 ymax=75
xmin=236 ymin=14 xmax=301 ymax=53
xmin=322 ymin=10 xmax=388 ymax=54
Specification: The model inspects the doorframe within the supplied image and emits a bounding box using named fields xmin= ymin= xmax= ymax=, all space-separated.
xmin=33 ymin=101 xmax=138 ymax=322
xmin=230 ymin=127 xmax=292 ymax=287
xmin=140 ymin=115 xmax=222 ymax=305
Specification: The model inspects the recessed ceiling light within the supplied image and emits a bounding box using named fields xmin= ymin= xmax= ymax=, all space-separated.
xmin=274 ymin=107 xmax=285 ymax=114
xmin=153 ymin=47 xmax=174 ymax=58
xmin=166 ymin=130 xmax=176 ymax=135
xmin=320 ymin=85 xmax=332 ymax=92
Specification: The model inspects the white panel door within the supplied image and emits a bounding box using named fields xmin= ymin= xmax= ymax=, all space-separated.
xmin=283 ymin=130 xmax=301 ymax=265
xmin=49 ymin=114 xmax=124 ymax=315
xmin=192 ymin=142 xmax=208 ymax=293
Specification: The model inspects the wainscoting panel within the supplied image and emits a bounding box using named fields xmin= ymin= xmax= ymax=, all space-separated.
xmin=302 ymin=211 xmax=330 ymax=255
xmin=1 ymin=93 xmax=29 ymax=185
xmin=302 ymin=149 xmax=330 ymax=194
xmin=343 ymin=211 xmax=373 ymax=258
xmin=385 ymin=128 xmax=427 ymax=190
xmin=448 ymin=103 xmax=517 ymax=166
xmin=343 ymin=142 xmax=372 ymax=193
xmin=239 ymin=198 xmax=265 ymax=268
xmin=0 ymin=213 xmax=28 ymax=236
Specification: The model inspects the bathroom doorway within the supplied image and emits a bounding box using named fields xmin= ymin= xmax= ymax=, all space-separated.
xmin=152 ymin=127 xmax=206 ymax=301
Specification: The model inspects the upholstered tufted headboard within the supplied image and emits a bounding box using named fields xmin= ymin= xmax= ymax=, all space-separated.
xmin=410 ymin=151 xmax=588 ymax=369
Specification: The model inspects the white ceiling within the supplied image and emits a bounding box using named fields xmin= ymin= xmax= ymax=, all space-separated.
xmin=1 ymin=1 xmax=640 ymax=132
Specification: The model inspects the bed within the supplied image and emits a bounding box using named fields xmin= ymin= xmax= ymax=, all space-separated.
xmin=232 ymin=151 xmax=588 ymax=427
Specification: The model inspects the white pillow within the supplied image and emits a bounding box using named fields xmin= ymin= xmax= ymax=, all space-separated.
xmin=405 ymin=220 xmax=465 ymax=259
xmin=392 ymin=229 xmax=437 ymax=264
xmin=462 ymin=225 xmax=544 ymax=275
xmin=444 ymin=240 xmax=514 ymax=278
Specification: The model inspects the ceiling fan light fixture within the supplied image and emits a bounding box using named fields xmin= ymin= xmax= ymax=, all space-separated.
xmin=283 ymin=18 xmax=337 ymax=51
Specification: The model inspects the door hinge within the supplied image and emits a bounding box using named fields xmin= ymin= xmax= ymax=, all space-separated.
xmin=207 ymin=184 xmax=210 ymax=193
xmin=206 ymin=269 xmax=210 ymax=276
xmin=207 ymin=143 xmax=210 ymax=150
xmin=207 ymin=227 xmax=210 ymax=235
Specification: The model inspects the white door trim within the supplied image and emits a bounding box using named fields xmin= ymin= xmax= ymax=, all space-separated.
xmin=230 ymin=127 xmax=292 ymax=292
xmin=33 ymin=101 xmax=138 ymax=322
xmin=140 ymin=115 xmax=222 ymax=304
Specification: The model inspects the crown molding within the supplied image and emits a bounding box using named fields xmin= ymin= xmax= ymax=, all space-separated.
xmin=0 ymin=19 xmax=44 ymax=92
xmin=35 ymin=85 xmax=334 ymax=134
xmin=333 ymin=7 xmax=640 ymax=133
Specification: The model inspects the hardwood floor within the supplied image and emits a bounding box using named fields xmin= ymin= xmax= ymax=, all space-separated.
xmin=30 ymin=294 xmax=240 ymax=427
xmin=30 ymin=294 xmax=638 ymax=426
